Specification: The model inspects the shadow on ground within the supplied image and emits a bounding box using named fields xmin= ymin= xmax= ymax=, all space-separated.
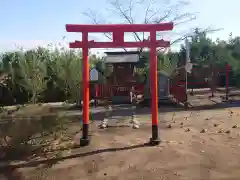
xmin=0 ymin=143 xmax=149 ymax=176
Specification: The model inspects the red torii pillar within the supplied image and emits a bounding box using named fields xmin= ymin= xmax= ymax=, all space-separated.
xmin=66 ymin=23 xmax=174 ymax=146
xmin=226 ymin=63 xmax=230 ymax=101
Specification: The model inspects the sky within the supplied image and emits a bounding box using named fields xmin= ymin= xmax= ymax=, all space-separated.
xmin=0 ymin=0 xmax=239 ymax=53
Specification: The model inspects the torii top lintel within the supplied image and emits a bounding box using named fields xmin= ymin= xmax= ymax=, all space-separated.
xmin=66 ymin=23 xmax=174 ymax=49
xmin=66 ymin=23 xmax=173 ymax=33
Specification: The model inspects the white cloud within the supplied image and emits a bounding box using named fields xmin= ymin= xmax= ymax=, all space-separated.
xmin=0 ymin=39 xmax=102 ymax=55
xmin=0 ymin=38 xmax=180 ymax=56
xmin=0 ymin=40 xmax=70 ymax=53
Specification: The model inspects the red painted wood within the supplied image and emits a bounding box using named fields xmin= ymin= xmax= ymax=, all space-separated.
xmin=66 ymin=23 xmax=173 ymax=33
xmin=69 ymin=40 xmax=170 ymax=48
xmin=66 ymin=23 xmax=174 ymax=141
xmin=82 ymin=32 xmax=89 ymax=125
xmin=113 ymin=30 xmax=124 ymax=43
xmin=169 ymin=85 xmax=187 ymax=103
xmin=150 ymin=31 xmax=158 ymax=126
xmin=226 ymin=63 xmax=230 ymax=100
xmin=96 ymin=83 xmax=145 ymax=99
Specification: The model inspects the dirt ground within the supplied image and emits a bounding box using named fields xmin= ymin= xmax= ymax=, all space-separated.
xmin=1 ymin=91 xmax=240 ymax=180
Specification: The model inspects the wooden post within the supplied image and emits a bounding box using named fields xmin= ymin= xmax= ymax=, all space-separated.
xmin=149 ymin=31 xmax=160 ymax=145
xmin=226 ymin=63 xmax=230 ymax=101
xmin=80 ymin=32 xmax=90 ymax=146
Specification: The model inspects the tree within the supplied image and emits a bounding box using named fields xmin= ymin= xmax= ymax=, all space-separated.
xmin=225 ymin=36 xmax=240 ymax=86
xmin=18 ymin=50 xmax=48 ymax=103
xmin=51 ymin=49 xmax=82 ymax=104
xmin=83 ymin=0 xmax=198 ymax=53
xmin=158 ymin=52 xmax=179 ymax=77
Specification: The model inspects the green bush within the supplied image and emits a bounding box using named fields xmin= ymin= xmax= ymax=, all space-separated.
xmin=0 ymin=46 xmax=101 ymax=105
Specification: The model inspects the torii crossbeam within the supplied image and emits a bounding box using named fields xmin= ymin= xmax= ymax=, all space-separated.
xmin=66 ymin=23 xmax=174 ymax=146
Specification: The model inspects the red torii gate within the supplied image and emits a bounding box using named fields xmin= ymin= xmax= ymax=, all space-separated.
xmin=66 ymin=23 xmax=174 ymax=146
